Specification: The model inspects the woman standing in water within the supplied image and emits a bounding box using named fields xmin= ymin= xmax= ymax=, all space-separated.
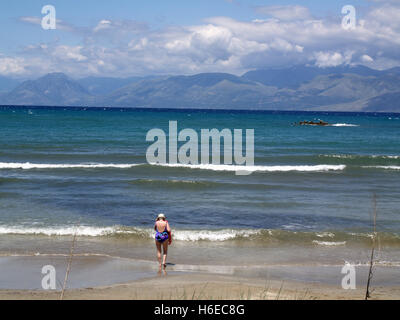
xmin=154 ymin=213 xmax=172 ymax=270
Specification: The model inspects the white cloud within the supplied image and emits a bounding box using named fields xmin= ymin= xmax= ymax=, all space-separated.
xmin=19 ymin=16 xmax=76 ymax=32
xmin=4 ymin=1 xmax=400 ymax=77
xmin=361 ymin=54 xmax=374 ymax=63
xmin=19 ymin=16 xmax=41 ymax=25
xmin=0 ymin=56 xmax=26 ymax=75
xmin=53 ymin=46 xmax=87 ymax=62
xmin=313 ymin=52 xmax=347 ymax=67
xmin=93 ymin=20 xmax=112 ymax=32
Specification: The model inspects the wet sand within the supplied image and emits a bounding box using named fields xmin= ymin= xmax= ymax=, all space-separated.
xmin=1 ymin=254 xmax=400 ymax=300
xmin=2 ymin=234 xmax=400 ymax=300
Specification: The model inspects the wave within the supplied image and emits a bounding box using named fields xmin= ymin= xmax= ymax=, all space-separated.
xmin=0 ymin=162 xmax=346 ymax=173
xmin=0 ymin=225 xmax=259 ymax=241
xmin=0 ymin=226 xmax=116 ymax=237
xmin=3 ymin=161 xmax=400 ymax=173
xmin=0 ymin=162 xmax=141 ymax=169
xmin=172 ymin=229 xmax=261 ymax=241
xmin=320 ymin=154 xmax=400 ymax=160
xmin=362 ymin=166 xmax=400 ymax=170
xmin=1 ymin=225 xmax=400 ymax=246
xmin=312 ymin=240 xmax=346 ymax=246
xmin=317 ymin=155 xmax=400 ymax=168
xmin=329 ymin=123 xmax=359 ymax=127
xmin=152 ymin=163 xmax=346 ymax=172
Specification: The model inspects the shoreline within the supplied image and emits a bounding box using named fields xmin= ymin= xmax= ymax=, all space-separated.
xmin=1 ymin=253 xmax=400 ymax=299
xmin=2 ymin=233 xmax=400 ymax=295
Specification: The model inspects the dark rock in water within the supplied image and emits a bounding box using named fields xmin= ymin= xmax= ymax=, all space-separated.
xmin=298 ymin=120 xmax=329 ymax=126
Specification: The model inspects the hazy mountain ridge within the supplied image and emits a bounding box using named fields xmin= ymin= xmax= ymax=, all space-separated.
xmin=76 ymin=76 xmax=160 ymax=95
xmin=0 ymin=76 xmax=21 ymax=94
xmin=1 ymin=73 xmax=92 ymax=106
xmin=241 ymin=65 xmax=391 ymax=89
xmin=1 ymin=65 xmax=399 ymax=112
xmin=99 ymin=73 xmax=278 ymax=109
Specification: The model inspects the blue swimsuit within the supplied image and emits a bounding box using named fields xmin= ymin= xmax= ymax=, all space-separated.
xmin=155 ymin=224 xmax=169 ymax=243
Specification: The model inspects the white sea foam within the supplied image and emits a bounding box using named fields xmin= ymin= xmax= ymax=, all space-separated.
xmin=321 ymin=154 xmax=357 ymax=159
xmin=0 ymin=162 xmax=141 ymax=169
xmin=343 ymin=260 xmax=400 ymax=267
xmin=375 ymin=261 xmax=400 ymax=267
xmin=362 ymin=166 xmax=400 ymax=170
xmin=348 ymin=232 xmax=374 ymax=239
xmin=0 ymin=225 xmax=115 ymax=236
xmin=152 ymin=163 xmax=346 ymax=173
xmin=0 ymin=225 xmax=261 ymax=241
xmin=0 ymin=162 xmax=346 ymax=172
xmin=323 ymin=154 xmax=400 ymax=159
xmin=281 ymin=223 xmax=312 ymax=230
xmin=315 ymin=232 xmax=335 ymax=238
xmin=329 ymin=123 xmax=359 ymax=127
xmin=171 ymin=229 xmax=261 ymax=241
xmin=312 ymin=240 xmax=346 ymax=246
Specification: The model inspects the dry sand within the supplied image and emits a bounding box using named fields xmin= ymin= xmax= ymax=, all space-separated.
xmin=1 ymin=273 xmax=400 ymax=300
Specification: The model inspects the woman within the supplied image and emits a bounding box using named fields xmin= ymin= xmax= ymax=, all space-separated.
xmin=154 ymin=213 xmax=172 ymax=270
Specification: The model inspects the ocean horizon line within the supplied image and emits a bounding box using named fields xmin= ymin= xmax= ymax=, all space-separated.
xmin=1 ymin=104 xmax=400 ymax=116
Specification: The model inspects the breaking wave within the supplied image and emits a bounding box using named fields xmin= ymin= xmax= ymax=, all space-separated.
xmin=0 ymin=162 xmax=140 ymax=169
xmin=151 ymin=163 xmax=346 ymax=172
xmin=1 ymin=225 xmax=400 ymax=246
xmin=320 ymin=154 xmax=400 ymax=160
xmin=362 ymin=166 xmax=400 ymax=170
xmin=0 ymin=162 xmax=346 ymax=173
xmin=329 ymin=123 xmax=359 ymax=127
xmin=312 ymin=241 xmax=346 ymax=246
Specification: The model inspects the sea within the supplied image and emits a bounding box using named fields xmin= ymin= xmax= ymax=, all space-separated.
xmin=1 ymin=106 xmax=400 ymax=288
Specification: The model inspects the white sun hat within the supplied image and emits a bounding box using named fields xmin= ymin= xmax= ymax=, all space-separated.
xmin=156 ymin=213 xmax=166 ymax=220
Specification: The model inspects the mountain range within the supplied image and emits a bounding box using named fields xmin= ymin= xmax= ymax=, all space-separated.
xmin=1 ymin=65 xmax=400 ymax=112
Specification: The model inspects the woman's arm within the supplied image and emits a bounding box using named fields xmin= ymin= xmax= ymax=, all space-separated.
xmin=166 ymin=221 xmax=172 ymax=244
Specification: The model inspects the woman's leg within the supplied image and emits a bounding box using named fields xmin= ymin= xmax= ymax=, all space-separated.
xmin=155 ymin=240 xmax=162 ymax=268
xmin=162 ymin=241 xmax=168 ymax=268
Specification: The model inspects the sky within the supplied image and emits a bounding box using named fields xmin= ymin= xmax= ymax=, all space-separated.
xmin=0 ymin=0 xmax=399 ymax=79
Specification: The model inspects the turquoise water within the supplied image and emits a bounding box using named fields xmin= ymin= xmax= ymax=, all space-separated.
xmin=0 ymin=106 xmax=400 ymax=246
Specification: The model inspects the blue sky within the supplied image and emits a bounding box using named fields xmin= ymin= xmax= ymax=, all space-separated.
xmin=0 ymin=0 xmax=397 ymax=78
xmin=1 ymin=0 xmax=370 ymax=49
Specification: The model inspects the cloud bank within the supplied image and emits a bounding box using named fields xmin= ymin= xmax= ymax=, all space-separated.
xmin=1 ymin=1 xmax=400 ymax=78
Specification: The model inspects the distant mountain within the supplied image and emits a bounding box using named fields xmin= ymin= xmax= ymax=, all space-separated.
xmin=100 ymin=73 xmax=278 ymax=109
xmin=100 ymin=70 xmax=400 ymax=111
xmin=241 ymin=65 xmax=384 ymax=89
xmin=1 ymin=73 xmax=92 ymax=106
xmin=386 ymin=67 xmax=400 ymax=75
xmin=0 ymin=76 xmax=21 ymax=94
xmin=76 ymin=76 xmax=159 ymax=95
xmin=257 ymin=72 xmax=400 ymax=111
xmin=298 ymin=73 xmax=400 ymax=103
xmin=365 ymin=91 xmax=400 ymax=112
xmin=1 ymin=66 xmax=400 ymax=112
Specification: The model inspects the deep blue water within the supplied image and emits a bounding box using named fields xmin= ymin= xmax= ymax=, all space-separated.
xmin=0 ymin=106 xmax=399 ymax=242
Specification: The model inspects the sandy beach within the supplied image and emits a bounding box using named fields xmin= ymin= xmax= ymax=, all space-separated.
xmin=1 ymin=252 xmax=400 ymax=300
xmin=2 ymin=272 xmax=400 ymax=300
